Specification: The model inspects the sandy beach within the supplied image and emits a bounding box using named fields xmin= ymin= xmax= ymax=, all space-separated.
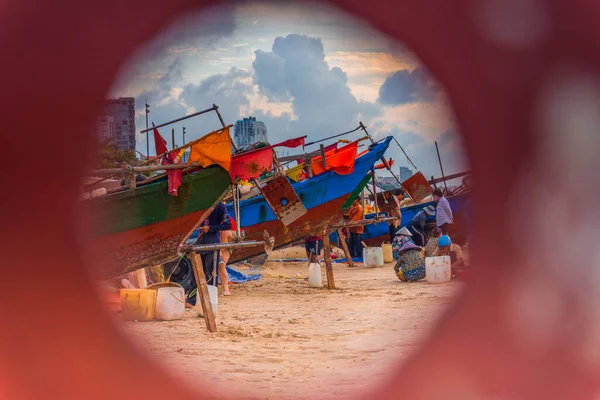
xmin=121 ymin=248 xmax=463 ymax=399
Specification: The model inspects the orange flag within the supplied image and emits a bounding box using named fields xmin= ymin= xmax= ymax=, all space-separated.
xmin=186 ymin=127 xmax=232 ymax=173
xmin=312 ymin=140 xmax=359 ymax=176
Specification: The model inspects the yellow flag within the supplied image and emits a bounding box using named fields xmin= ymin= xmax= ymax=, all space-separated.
xmin=286 ymin=163 xmax=305 ymax=182
xmin=186 ymin=127 xmax=232 ymax=173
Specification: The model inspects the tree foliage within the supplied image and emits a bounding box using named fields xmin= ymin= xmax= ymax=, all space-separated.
xmin=95 ymin=138 xmax=140 ymax=170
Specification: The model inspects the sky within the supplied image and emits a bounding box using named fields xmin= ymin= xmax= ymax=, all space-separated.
xmin=109 ymin=1 xmax=468 ymax=179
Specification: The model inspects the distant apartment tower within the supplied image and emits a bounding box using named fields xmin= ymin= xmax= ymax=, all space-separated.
xmin=96 ymin=116 xmax=114 ymax=141
xmin=399 ymin=166 xmax=413 ymax=182
xmin=234 ymin=117 xmax=268 ymax=149
xmin=103 ymin=97 xmax=136 ymax=151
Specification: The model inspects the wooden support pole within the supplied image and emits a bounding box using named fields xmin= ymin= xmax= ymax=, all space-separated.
xmin=336 ymin=228 xmax=355 ymax=268
xmin=189 ymin=253 xmax=217 ymax=332
xmin=435 ymin=141 xmax=449 ymax=193
xmin=322 ymin=234 xmax=335 ymax=289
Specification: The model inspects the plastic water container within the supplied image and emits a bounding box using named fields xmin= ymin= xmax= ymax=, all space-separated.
xmin=363 ymin=247 xmax=384 ymax=268
xmin=120 ymin=289 xmax=156 ymax=321
xmin=382 ymin=242 xmax=394 ymax=263
xmin=196 ymin=285 xmax=219 ymax=316
xmin=155 ymin=286 xmax=185 ymax=321
xmin=425 ymin=256 xmax=451 ymax=283
xmin=308 ymin=262 xmax=322 ymax=287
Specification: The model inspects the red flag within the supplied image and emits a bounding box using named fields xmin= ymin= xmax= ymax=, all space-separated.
xmin=152 ymin=125 xmax=182 ymax=196
xmin=153 ymin=125 xmax=168 ymax=156
xmin=274 ymin=137 xmax=305 ymax=150
xmin=164 ymin=152 xmax=182 ymax=196
xmin=230 ymin=147 xmax=273 ymax=180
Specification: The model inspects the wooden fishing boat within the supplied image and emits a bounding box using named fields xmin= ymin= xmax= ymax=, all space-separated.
xmin=328 ymin=191 xmax=471 ymax=247
xmin=177 ymin=137 xmax=392 ymax=261
xmin=81 ymin=165 xmax=231 ymax=279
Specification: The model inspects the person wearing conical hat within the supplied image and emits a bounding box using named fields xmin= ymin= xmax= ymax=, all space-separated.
xmin=392 ymin=226 xmax=414 ymax=259
xmin=394 ymin=241 xmax=426 ymax=282
xmin=406 ymin=205 xmax=435 ymax=247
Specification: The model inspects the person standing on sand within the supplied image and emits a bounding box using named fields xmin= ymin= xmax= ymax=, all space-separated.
xmin=186 ymin=202 xmax=232 ymax=305
xmin=433 ymin=188 xmax=453 ymax=235
xmin=346 ymin=199 xmax=364 ymax=258
xmin=305 ymin=235 xmax=323 ymax=262
xmin=219 ymin=229 xmax=233 ymax=296
xmin=406 ymin=205 xmax=435 ymax=247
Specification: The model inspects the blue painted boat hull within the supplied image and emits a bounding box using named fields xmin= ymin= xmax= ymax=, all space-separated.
xmin=328 ymin=193 xmax=471 ymax=246
xmin=221 ymin=137 xmax=392 ymax=262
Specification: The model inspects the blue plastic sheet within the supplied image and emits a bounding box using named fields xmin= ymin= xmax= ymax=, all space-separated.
xmin=332 ymin=257 xmax=363 ymax=264
xmin=226 ymin=266 xmax=262 ymax=283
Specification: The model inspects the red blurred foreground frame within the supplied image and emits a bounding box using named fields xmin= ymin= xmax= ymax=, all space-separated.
xmin=3 ymin=0 xmax=600 ymax=399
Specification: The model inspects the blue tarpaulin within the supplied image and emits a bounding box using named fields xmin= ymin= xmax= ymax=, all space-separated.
xmin=333 ymin=257 xmax=363 ymax=264
xmin=226 ymin=266 xmax=262 ymax=283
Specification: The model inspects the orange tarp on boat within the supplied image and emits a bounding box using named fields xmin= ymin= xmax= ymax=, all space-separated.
xmin=311 ymin=140 xmax=359 ymax=176
xmin=186 ymin=127 xmax=232 ymax=173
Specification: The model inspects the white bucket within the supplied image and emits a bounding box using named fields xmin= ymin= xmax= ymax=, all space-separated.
xmin=363 ymin=247 xmax=384 ymax=268
xmin=425 ymin=256 xmax=451 ymax=283
xmin=155 ymin=286 xmax=185 ymax=321
xmin=196 ymin=285 xmax=219 ymax=316
xmin=308 ymin=262 xmax=322 ymax=287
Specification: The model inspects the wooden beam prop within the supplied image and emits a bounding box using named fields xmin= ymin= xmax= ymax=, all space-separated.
xmin=330 ymin=217 xmax=397 ymax=230
xmin=336 ymin=229 xmax=355 ymax=268
xmin=322 ymin=234 xmax=335 ymax=289
xmin=189 ymin=253 xmax=217 ymax=332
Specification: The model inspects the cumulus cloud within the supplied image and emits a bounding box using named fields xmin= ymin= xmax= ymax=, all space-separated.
xmin=378 ymin=66 xmax=440 ymax=106
xmin=252 ymin=34 xmax=374 ymax=142
xmin=131 ymin=32 xmax=463 ymax=174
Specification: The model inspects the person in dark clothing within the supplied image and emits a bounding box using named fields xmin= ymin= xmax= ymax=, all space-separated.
xmin=305 ymin=235 xmax=323 ymax=262
xmin=186 ymin=202 xmax=232 ymax=305
xmin=406 ymin=205 xmax=435 ymax=247
xmin=346 ymin=199 xmax=364 ymax=258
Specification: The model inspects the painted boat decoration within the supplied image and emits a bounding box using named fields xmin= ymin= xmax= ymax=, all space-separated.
xmin=181 ymin=137 xmax=392 ymax=262
xmin=81 ymin=165 xmax=231 ymax=279
xmin=328 ymin=192 xmax=471 ymax=246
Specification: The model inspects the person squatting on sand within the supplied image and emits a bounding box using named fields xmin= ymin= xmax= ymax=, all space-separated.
xmin=392 ymin=227 xmax=414 ymax=259
xmin=432 ymin=235 xmax=466 ymax=276
xmin=394 ymin=242 xmax=426 ymax=282
xmin=424 ymin=227 xmax=442 ymax=257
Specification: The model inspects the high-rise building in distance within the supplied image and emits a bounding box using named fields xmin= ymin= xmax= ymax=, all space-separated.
xmin=102 ymin=97 xmax=136 ymax=151
xmin=96 ymin=116 xmax=114 ymax=141
xmin=234 ymin=117 xmax=268 ymax=149
xmin=399 ymin=166 xmax=413 ymax=182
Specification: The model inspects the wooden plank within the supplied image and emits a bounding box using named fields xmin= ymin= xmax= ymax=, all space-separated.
xmin=336 ymin=229 xmax=355 ymax=268
xmin=189 ymin=253 xmax=217 ymax=332
xmin=322 ymin=235 xmax=335 ymax=289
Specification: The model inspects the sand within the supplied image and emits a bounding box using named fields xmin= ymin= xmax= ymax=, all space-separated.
xmin=121 ymin=247 xmax=463 ymax=399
